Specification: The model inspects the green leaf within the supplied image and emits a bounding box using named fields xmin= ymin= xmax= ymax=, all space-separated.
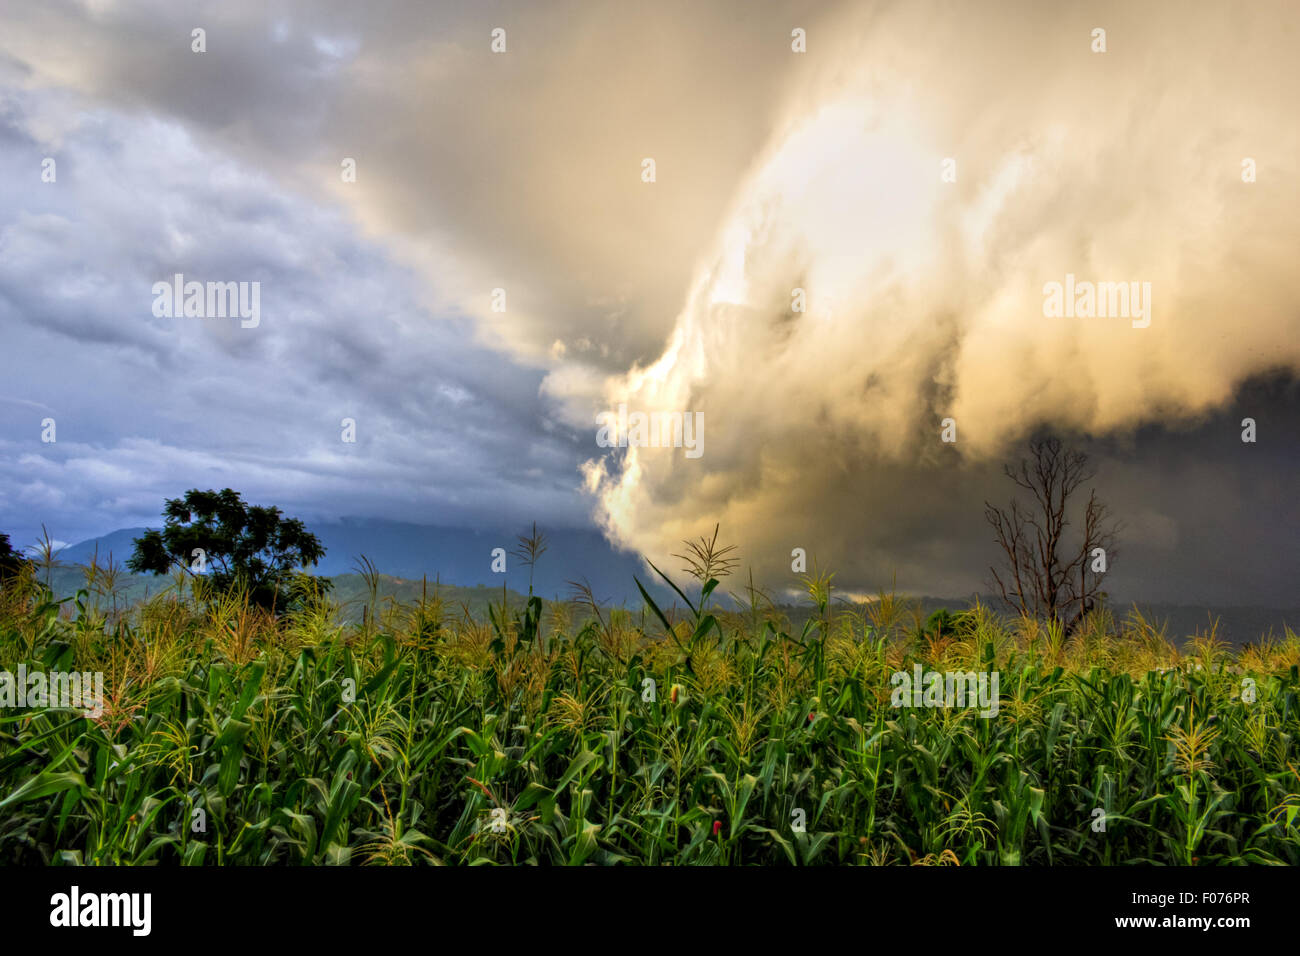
xmin=0 ymin=770 xmax=87 ymax=808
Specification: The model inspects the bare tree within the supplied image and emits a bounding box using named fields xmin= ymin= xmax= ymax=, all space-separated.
xmin=984 ymin=437 xmax=1120 ymax=634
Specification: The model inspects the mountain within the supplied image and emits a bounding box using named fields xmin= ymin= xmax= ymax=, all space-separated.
xmin=51 ymin=527 xmax=150 ymax=567
xmin=44 ymin=522 xmax=1300 ymax=645
xmin=51 ymin=518 xmax=659 ymax=605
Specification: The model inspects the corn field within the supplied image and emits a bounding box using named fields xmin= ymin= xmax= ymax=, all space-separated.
xmin=1 ymin=564 xmax=1298 ymax=866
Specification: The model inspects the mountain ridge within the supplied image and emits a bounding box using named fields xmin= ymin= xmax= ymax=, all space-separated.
xmin=37 ymin=521 xmax=1300 ymax=646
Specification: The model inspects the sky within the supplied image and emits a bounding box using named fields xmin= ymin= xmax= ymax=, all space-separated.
xmin=0 ymin=0 xmax=1296 ymax=606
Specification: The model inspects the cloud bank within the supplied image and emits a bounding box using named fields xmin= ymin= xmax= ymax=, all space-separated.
xmin=577 ymin=1 xmax=1300 ymax=598
xmin=1 ymin=0 xmax=1295 ymax=604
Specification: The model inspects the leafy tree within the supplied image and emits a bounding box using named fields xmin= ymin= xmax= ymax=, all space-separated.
xmin=916 ymin=608 xmax=974 ymax=643
xmin=0 ymin=531 xmax=32 ymax=581
xmin=128 ymin=488 xmax=326 ymax=612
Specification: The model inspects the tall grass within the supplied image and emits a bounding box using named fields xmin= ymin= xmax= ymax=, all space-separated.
xmin=0 ymin=561 xmax=1297 ymax=865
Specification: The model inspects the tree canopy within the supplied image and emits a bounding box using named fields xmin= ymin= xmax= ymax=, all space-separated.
xmin=128 ymin=488 xmax=326 ymax=611
xmin=0 ymin=532 xmax=31 ymax=581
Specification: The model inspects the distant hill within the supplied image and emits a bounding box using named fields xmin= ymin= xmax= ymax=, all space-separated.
xmin=35 ymin=567 xmax=536 ymax=623
xmin=48 ymin=518 xmax=658 ymax=606
xmin=36 ymin=522 xmax=1300 ymax=646
xmin=786 ymin=595 xmax=1300 ymax=648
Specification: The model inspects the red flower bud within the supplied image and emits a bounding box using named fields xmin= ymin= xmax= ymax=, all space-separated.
xmin=712 ymin=820 xmax=722 ymax=836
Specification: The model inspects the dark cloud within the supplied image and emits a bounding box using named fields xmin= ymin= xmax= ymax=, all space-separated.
xmin=0 ymin=85 xmax=589 ymax=548
xmin=0 ymin=0 xmax=1295 ymax=608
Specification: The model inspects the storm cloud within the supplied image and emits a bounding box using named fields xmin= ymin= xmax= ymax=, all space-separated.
xmin=0 ymin=0 xmax=1296 ymax=605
